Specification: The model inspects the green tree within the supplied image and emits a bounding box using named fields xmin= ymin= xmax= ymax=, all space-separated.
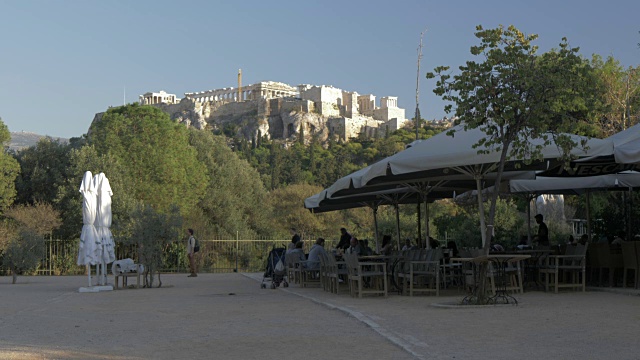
xmin=188 ymin=130 xmax=273 ymax=238
xmin=590 ymin=55 xmax=640 ymax=135
xmin=55 ymin=145 xmax=137 ymax=240
xmin=267 ymin=184 xmax=337 ymax=239
xmin=87 ymin=104 xmax=208 ymax=214
xmin=120 ymin=204 xmax=182 ymax=287
xmin=0 ymin=118 xmax=19 ymax=213
xmin=5 ymin=201 xmax=62 ymax=238
xmin=2 ymin=229 xmax=44 ymax=284
xmin=14 ymin=138 xmax=71 ymax=205
xmin=427 ymin=25 xmax=602 ymax=302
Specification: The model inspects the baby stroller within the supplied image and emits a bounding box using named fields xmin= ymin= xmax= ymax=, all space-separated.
xmin=261 ymin=245 xmax=289 ymax=289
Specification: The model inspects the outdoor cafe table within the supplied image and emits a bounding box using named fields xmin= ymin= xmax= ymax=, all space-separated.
xmin=451 ymin=254 xmax=530 ymax=305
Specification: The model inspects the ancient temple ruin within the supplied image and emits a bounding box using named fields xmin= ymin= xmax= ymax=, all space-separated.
xmin=137 ymin=80 xmax=409 ymax=144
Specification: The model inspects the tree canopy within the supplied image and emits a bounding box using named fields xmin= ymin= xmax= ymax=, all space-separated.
xmin=0 ymin=118 xmax=19 ymax=213
xmin=427 ymin=25 xmax=604 ymax=238
xmin=87 ymin=104 xmax=208 ymax=214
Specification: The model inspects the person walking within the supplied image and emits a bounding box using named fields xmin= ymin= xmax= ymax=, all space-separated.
xmin=187 ymin=228 xmax=198 ymax=277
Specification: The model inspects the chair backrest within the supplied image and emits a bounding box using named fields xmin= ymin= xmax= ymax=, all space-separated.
xmin=596 ymin=243 xmax=613 ymax=267
xmin=343 ymin=253 xmax=358 ymax=275
xmin=318 ymin=252 xmax=328 ymax=268
xmin=564 ymin=245 xmax=576 ymax=256
xmin=621 ymin=242 xmax=637 ymax=269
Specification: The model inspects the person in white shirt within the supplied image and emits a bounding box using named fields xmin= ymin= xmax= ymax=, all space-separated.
xmin=346 ymin=236 xmax=362 ymax=256
xmin=306 ymin=238 xmax=327 ymax=269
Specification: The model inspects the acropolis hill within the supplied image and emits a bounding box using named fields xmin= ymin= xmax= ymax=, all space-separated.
xmin=131 ymin=80 xmax=411 ymax=144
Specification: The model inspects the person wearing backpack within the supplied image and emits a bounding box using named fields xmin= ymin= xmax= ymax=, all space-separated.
xmin=187 ymin=228 xmax=198 ymax=277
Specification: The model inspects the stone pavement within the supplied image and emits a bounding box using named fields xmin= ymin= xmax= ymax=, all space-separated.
xmin=1 ymin=273 xmax=639 ymax=360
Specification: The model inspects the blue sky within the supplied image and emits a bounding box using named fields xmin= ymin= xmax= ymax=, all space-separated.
xmin=1 ymin=0 xmax=638 ymax=138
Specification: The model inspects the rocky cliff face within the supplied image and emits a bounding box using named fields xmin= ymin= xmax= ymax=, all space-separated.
xmin=159 ymin=97 xmax=335 ymax=145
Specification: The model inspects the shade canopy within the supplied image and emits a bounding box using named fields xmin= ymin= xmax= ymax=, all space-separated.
xmin=78 ymin=171 xmax=99 ymax=266
xmin=307 ymin=123 xmax=616 ymax=246
xmin=305 ymin=185 xmax=461 ymax=213
xmin=94 ymin=172 xmax=116 ymax=264
xmin=540 ymin=123 xmax=640 ymax=177
xmin=360 ymin=123 xmax=613 ymax=187
xmin=509 ymin=172 xmax=640 ymax=195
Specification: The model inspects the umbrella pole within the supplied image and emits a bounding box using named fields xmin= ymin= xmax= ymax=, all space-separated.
xmin=586 ymin=190 xmax=592 ymax=243
xmin=416 ymin=204 xmax=421 ymax=248
xmin=86 ymin=264 xmax=91 ymax=287
xmin=425 ymin=200 xmax=430 ymax=247
xmin=476 ymin=177 xmax=487 ymax=248
xmin=527 ymin=194 xmax=532 ymax=246
xmin=395 ymin=204 xmax=401 ymax=250
xmin=373 ymin=205 xmax=380 ymax=253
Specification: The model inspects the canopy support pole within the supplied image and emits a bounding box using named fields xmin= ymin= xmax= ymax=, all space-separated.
xmin=416 ymin=204 xmax=422 ymax=248
xmin=395 ymin=203 xmax=401 ymax=250
xmin=586 ymin=190 xmax=592 ymax=243
xmin=425 ymin=199 xmax=430 ymax=248
xmin=527 ymin=194 xmax=532 ymax=246
xmin=476 ymin=176 xmax=487 ymax=247
xmin=373 ymin=205 xmax=380 ymax=253
xmin=628 ymin=187 xmax=633 ymax=242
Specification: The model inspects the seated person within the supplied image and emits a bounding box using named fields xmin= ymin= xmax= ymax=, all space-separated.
xmin=361 ymin=239 xmax=373 ymax=256
xmin=446 ymin=241 xmax=459 ymax=258
xmin=611 ymin=231 xmax=626 ymax=245
xmin=380 ymin=235 xmax=394 ymax=255
xmin=401 ymin=238 xmax=413 ymax=251
xmin=306 ymin=237 xmax=327 ymax=269
xmin=428 ymin=236 xmax=440 ymax=249
xmin=345 ymin=236 xmax=362 ymax=256
xmin=490 ymin=243 xmax=505 ymax=252
xmin=287 ymin=240 xmax=306 ymax=264
xmin=567 ymin=235 xmax=576 ymax=245
xmin=579 ymin=234 xmax=589 ymax=245
xmin=516 ymin=236 xmax=531 ymax=250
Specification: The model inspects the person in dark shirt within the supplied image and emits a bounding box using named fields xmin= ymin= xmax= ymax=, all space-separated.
xmin=289 ymin=228 xmax=301 ymax=250
xmin=534 ymin=214 xmax=550 ymax=246
xmin=336 ymin=227 xmax=351 ymax=250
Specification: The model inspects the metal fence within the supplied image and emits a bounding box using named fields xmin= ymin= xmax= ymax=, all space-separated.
xmin=12 ymin=237 xmax=339 ymax=276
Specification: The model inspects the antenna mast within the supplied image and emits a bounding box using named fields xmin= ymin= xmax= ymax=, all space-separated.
xmin=415 ymin=29 xmax=426 ymax=140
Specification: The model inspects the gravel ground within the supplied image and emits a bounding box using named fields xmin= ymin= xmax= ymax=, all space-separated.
xmin=1 ymin=273 xmax=639 ymax=360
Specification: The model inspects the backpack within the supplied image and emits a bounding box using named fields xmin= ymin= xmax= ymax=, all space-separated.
xmin=193 ymin=237 xmax=200 ymax=253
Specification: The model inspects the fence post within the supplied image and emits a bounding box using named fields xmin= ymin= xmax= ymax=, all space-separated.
xmin=234 ymin=231 xmax=239 ymax=272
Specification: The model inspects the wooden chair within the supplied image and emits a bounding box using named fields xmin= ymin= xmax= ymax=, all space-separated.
xmin=325 ymin=252 xmax=349 ymax=294
xmin=407 ymin=248 xmax=442 ymax=296
xmin=344 ymin=254 xmax=387 ymax=298
xmin=285 ymin=253 xmax=299 ymax=285
xmin=504 ymin=258 xmax=524 ymax=294
xmin=621 ymin=242 xmax=638 ymax=289
xmin=540 ymin=243 xmax=588 ymax=293
xmin=397 ymin=250 xmax=422 ymax=295
xmin=586 ymin=244 xmax=601 ymax=285
xmin=318 ymin=252 xmax=328 ymax=291
xmin=597 ymin=243 xmax=624 ymax=287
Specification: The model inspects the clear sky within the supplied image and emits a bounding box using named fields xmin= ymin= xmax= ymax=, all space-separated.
xmin=1 ymin=0 xmax=638 ymax=138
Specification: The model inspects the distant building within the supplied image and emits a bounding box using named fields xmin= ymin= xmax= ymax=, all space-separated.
xmin=137 ymin=80 xmax=411 ymax=144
